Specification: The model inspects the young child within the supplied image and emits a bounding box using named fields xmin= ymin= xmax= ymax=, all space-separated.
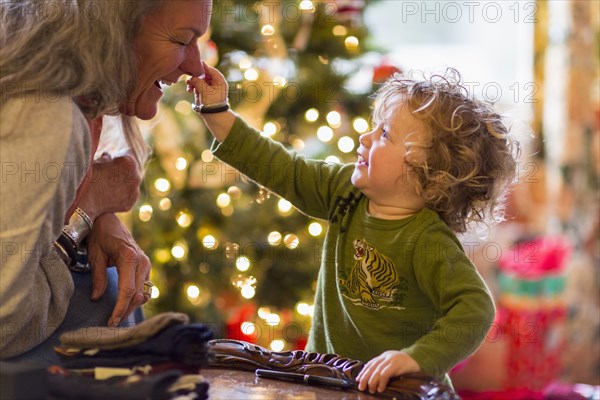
xmin=188 ymin=64 xmax=518 ymax=394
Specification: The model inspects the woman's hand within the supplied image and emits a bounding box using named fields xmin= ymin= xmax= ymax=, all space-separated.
xmin=356 ymin=350 xmax=421 ymax=394
xmin=75 ymin=152 xmax=141 ymax=222
xmin=86 ymin=213 xmax=151 ymax=327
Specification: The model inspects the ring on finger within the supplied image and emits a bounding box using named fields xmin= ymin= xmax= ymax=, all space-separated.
xmin=143 ymin=280 xmax=154 ymax=297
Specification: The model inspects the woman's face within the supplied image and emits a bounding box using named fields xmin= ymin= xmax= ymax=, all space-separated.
xmin=123 ymin=0 xmax=212 ymax=120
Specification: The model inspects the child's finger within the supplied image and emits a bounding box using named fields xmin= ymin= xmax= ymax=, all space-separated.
xmin=188 ymin=76 xmax=203 ymax=88
xmin=357 ymin=361 xmax=376 ymax=391
xmin=376 ymin=366 xmax=393 ymax=393
xmin=366 ymin=372 xmax=381 ymax=394
xmin=201 ymin=60 xmax=229 ymax=88
xmin=201 ymin=60 xmax=214 ymax=85
xmin=365 ymin=361 xmax=387 ymax=394
xmin=356 ymin=358 xmax=373 ymax=381
xmin=187 ymin=77 xmax=205 ymax=98
xmin=377 ymin=377 xmax=389 ymax=393
xmin=357 ymin=371 xmax=370 ymax=391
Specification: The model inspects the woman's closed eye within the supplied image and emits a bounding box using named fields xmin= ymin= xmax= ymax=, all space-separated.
xmin=173 ymin=35 xmax=193 ymax=46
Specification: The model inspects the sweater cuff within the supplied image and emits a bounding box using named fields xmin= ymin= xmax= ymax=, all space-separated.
xmin=210 ymin=116 xmax=255 ymax=161
xmin=402 ymin=346 xmax=441 ymax=378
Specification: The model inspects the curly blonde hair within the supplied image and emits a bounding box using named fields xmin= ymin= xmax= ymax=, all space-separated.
xmin=372 ymin=68 xmax=520 ymax=233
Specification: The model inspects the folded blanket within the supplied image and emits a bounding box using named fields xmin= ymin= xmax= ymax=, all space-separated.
xmin=56 ymin=313 xmax=213 ymax=369
xmin=59 ymin=323 xmax=213 ymax=368
xmin=59 ymin=312 xmax=189 ymax=351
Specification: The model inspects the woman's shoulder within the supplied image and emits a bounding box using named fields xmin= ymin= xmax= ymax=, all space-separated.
xmin=1 ymin=93 xmax=88 ymax=139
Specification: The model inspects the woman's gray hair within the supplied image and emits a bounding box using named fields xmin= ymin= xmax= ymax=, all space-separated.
xmin=0 ymin=0 xmax=162 ymax=167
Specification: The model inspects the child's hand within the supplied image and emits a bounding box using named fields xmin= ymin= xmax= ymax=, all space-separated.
xmin=186 ymin=60 xmax=229 ymax=107
xmin=356 ymin=351 xmax=421 ymax=394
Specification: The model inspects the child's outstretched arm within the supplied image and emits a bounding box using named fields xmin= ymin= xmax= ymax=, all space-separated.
xmin=187 ymin=61 xmax=235 ymax=143
xmin=356 ymin=350 xmax=421 ymax=394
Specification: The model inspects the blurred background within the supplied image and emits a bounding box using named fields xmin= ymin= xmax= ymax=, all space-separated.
xmin=104 ymin=0 xmax=599 ymax=396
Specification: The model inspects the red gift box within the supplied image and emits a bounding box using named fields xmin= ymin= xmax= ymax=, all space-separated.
xmin=496 ymin=236 xmax=572 ymax=390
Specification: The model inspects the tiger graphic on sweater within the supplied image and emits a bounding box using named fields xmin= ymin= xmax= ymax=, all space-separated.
xmin=338 ymin=239 xmax=400 ymax=308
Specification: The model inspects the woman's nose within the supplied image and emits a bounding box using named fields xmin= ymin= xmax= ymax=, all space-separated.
xmin=181 ymin=43 xmax=204 ymax=77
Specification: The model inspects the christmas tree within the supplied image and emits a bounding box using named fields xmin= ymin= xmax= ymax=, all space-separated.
xmin=134 ymin=0 xmax=392 ymax=351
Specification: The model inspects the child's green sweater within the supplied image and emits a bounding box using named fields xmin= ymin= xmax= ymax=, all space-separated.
xmin=211 ymin=117 xmax=495 ymax=381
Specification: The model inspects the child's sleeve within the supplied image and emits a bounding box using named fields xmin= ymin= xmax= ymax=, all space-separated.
xmin=210 ymin=116 xmax=354 ymax=220
xmin=402 ymin=226 xmax=496 ymax=378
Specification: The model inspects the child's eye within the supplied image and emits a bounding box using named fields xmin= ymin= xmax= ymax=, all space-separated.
xmin=381 ymin=128 xmax=389 ymax=139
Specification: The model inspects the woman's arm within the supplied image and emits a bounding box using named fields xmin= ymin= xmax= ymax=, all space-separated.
xmin=0 ymin=95 xmax=90 ymax=358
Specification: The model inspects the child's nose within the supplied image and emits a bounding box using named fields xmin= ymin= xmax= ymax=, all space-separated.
xmin=359 ymin=131 xmax=373 ymax=147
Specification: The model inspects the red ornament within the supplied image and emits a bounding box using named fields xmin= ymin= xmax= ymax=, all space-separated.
xmin=372 ymin=62 xmax=402 ymax=84
xmin=329 ymin=0 xmax=365 ymax=25
xmin=226 ymin=303 xmax=258 ymax=343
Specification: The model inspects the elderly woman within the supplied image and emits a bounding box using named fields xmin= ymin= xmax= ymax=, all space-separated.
xmin=0 ymin=0 xmax=211 ymax=362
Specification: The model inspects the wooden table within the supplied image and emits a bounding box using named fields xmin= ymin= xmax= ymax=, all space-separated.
xmin=203 ymin=368 xmax=382 ymax=400
xmin=205 ymin=339 xmax=458 ymax=400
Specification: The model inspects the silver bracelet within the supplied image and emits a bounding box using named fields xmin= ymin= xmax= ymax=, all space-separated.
xmin=62 ymin=207 xmax=93 ymax=247
xmin=75 ymin=207 xmax=93 ymax=230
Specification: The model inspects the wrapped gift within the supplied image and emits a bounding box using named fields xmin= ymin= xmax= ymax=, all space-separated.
xmin=497 ymin=236 xmax=572 ymax=390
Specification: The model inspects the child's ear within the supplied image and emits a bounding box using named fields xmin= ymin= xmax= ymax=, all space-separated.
xmin=404 ymin=147 xmax=426 ymax=165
